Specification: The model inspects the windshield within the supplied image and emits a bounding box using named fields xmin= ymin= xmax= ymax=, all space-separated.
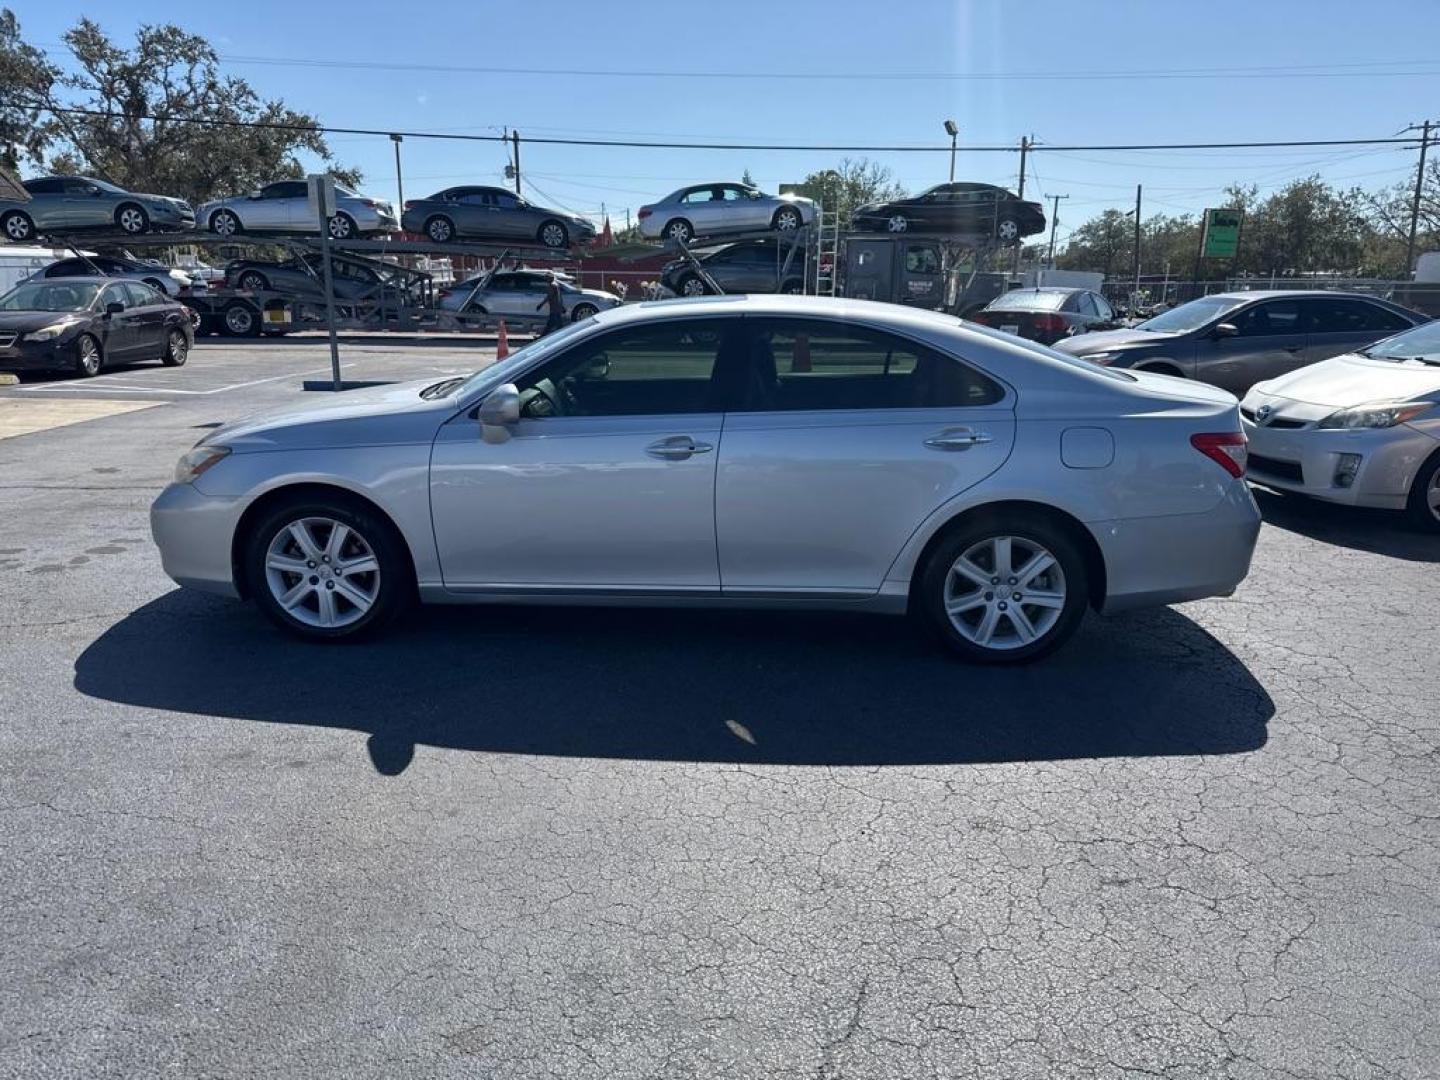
xmin=989 ymin=291 xmax=1067 ymax=312
xmin=0 ymin=281 xmax=100 ymax=311
xmin=1361 ymin=318 xmax=1440 ymax=363
xmin=447 ymin=318 xmax=598 ymax=398
xmin=1135 ymin=296 xmax=1247 ymax=333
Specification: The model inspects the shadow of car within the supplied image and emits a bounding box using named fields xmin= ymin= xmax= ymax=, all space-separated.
xmin=75 ymin=595 xmax=1272 ymax=776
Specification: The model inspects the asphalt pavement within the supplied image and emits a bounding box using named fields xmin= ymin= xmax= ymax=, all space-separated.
xmin=0 ymin=339 xmax=1436 ymax=1079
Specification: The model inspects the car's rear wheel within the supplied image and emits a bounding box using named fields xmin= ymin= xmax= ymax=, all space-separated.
xmin=237 ymin=270 xmax=269 ymax=291
xmin=679 ymin=274 xmax=708 ymax=297
xmin=328 ymin=212 xmax=357 ymax=240
xmin=918 ymin=513 xmax=1089 ymax=664
xmin=161 ymin=328 xmax=189 ymax=367
xmin=210 ymin=209 xmax=242 ymax=236
xmin=425 ymin=216 xmax=454 ymax=243
xmin=246 ymin=499 xmax=409 ymax=641
xmin=772 ymin=206 xmax=803 ymax=232
xmin=996 ymin=216 xmax=1021 ymax=244
xmin=74 ymin=334 xmax=102 ymax=377
xmin=570 ymin=302 xmax=599 ymax=321
xmin=664 ymin=218 xmax=694 ymax=244
xmin=886 ymin=214 xmax=909 ymax=233
xmin=221 ymin=302 xmax=260 ymax=337
xmin=1406 ymin=449 xmax=1440 ymax=533
xmin=3 ymin=210 xmax=36 ymax=241
xmin=116 ymin=203 xmax=150 ymax=235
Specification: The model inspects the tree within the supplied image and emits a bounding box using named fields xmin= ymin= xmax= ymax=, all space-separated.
xmin=741 ymin=168 xmax=756 ymax=187
xmin=789 ymin=158 xmax=906 ymax=215
xmin=0 ymin=10 xmax=358 ymax=203
xmin=1057 ymin=209 xmax=1132 ymax=279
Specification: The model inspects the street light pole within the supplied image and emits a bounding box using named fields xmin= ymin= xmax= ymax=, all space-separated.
xmin=1405 ymin=119 xmax=1432 ymax=277
xmin=1046 ymin=194 xmax=1069 ymax=267
xmin=389 ymin=134 xmax=404 ymax=217
xmin=943 ymin=120 xmax=958 ymax=183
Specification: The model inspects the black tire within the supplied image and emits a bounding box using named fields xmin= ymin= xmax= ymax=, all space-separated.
xmin=663 ymin=218 xmax=694 ymax=244
xmin=209 ymin=209 xmax=242 ymax=236
xmin=115 ymin=203 xmax=150 ymax=235
xmin=73 ymin=334 xmax=102 ymax=377
xmin=772 ymin=206 xmax=804 ymax=232
xmin=161 ymin=327 xmax=189 ymax=367
xmin=677 ymin=273 xmax=709 ymax=297
xmin=1405 ymin=448 xmax=1440 ymax=533
xmin=142 ymin=277 xmax=167 ymax=294
xmin=3 ymin=209 xmax=36 ymax=242
xmin=538 ymin=220 xmax=569 ymax=249
xmin=220 ymin=302 xmax=260 ymax=337
xmin=886 ymin=214 xmax=909 ymax=234
xmin=328 ymin=212 xmax=357 ymax=241
xmin=570 ymin=303 xmax=599 ymax=322
xmin=237 ymin=270 xmax=269 ymax=291
xmin=425 ymin=216 xmax=455 ymax=244
xmin=996 ymin=216 xmax=1022 ymax=245
xmin=917 ymin=512 xmax=1089 ymax=664
xmin=245 ymin=496 xmax=411 ymax=641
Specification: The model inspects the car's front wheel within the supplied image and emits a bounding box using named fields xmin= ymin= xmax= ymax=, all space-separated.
xmin=918 ymin=513 xmax=1089 ymax=664
xmin=74 ymin=334 xmax=102 ymax=377
xmin=538 ymin=220 xmax=570 ymax=249
xmin=116 ymin=203 xmax=150 ymax=234
xmin=886 ymin=214 xmax=909 ymax=233
xmin=996 ymin=216 xmax=1021 ymax=244
xmin=246 ymin=499 xmax=409 ymax=641
xmin=570 ymin=302 xmax=599 ymax=321
xmin=1406 ymin=449 xmax=1440 ymax=533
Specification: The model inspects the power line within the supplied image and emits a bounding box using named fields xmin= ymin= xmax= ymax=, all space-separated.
xmin=2 ymin=101 xmax=1427 ymax=155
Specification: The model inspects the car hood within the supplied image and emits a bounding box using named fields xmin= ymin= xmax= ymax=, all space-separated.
xmin=0 ymin=310 xmax=88 ymax=333
xmin=1249 ymin=352 xmax=1440 ymax=408
xmin=203 ymin=378 xmax=457 ymax=451
xmin=1051 ymin=328 xmax=1179 ymax=354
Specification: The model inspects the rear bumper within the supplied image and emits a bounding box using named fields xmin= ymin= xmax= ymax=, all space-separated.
xmin=1241 ymin=414 xmax=1435 ymax=510
xmin=1096 ymin=482 xmax=1262 ymax=613
xmin=150 ymin=482 xmax=242 ymax=598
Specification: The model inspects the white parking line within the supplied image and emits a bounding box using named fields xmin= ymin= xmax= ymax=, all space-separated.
xmin=11 ymin=365 xmax=355 ymax=395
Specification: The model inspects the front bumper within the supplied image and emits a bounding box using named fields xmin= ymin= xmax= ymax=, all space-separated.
xmin=1096 ymin=481 xmax=1262 ymax=613
xmin=150 ymin=482 xmax=243 ymax=597
xmin=1241 ymin=410 xmax=1436 ymax=510
xmin=0 ymin=336 xmax=75 ymax=372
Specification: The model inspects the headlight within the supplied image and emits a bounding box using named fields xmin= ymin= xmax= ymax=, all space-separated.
xmin=1080 ymin=351 xmax=1123 ymax=365
xmin=174 ymin=445 xmax=231 ymax=484
xmin=24 ymin=322 xmax=72 ymax=342
xmin=1317 ymin=401 xmax=1430 ymax=429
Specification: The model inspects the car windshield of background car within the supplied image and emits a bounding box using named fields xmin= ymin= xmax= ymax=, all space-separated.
xmin=1360 ymin=318 xmax=1440 ymax=364
xmin=1135 ymin=296 xmax=1246 ymax=333
xmin=0 ymin=281 xmax=101 ymax=311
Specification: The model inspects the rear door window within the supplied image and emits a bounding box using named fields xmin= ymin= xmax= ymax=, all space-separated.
xmin=1306 ymin=297 xmax=1411 ymax=335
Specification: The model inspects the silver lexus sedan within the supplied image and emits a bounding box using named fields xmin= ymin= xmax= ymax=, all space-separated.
xmin=150 ymin=296 xmax=1260 ymax=663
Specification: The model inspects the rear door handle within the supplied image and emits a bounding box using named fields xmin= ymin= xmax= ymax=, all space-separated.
xmin=924 ymin=429 xmax=992 ymax=451
xmin=645 ymin=435 xmax=713 ymax=460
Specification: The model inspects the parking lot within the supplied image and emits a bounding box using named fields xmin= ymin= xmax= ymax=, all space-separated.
xmin=1 ymin=338 xmax=1436 ymax=1078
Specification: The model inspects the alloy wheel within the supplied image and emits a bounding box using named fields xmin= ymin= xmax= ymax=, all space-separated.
xmin=998 ymin=219 xmax=1020 ymax=241
xmin=212 ymin=211 xmax=238 ymax=236
xmin=118 ymin=207 xmax=147 ymax=234
xmin=541 ymin=222 xmax=568 ymax=248
xmin=166 ymin=330 xmax=188 ymax=365
xmin=681 ymin=278 xmax=707 ymax=296
xmin=264 ymin=517 xmax=382 ymax=630
xmin=428 ymin=218 xmax=452 ymax=243
xmin=76 ymin=336 xmax=101 ymax=376
xmin=943 ymin=535 xmax=1066 ymax=651
xmin=1428 ymin=470 xmax=1440 ymax=523
xmin=329 ymin=214 xmax=354 ymax=239
xmin=887 ymin=215 xmax=908 ymax=233
xmin=4 ymin=213 xmax=32 ymax=241
xmin=775 ymin=208 xmax=801 ymax=231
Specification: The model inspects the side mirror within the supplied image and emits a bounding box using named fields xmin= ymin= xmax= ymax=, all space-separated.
xmin=477 ymin=383 xmax=520 ymax=443
xmin=1213 ymin=322 xmax=1238 ymax=338
xmin=105 ymin=301 xmax=125 ymax=316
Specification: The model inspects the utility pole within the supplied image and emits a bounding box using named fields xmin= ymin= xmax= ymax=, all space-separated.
xmin=1132 ymin=184 xmax=1143 ymax=308
xmin=511 ymin=130 xmax=522 ymax=196
xmin=1017 ymin=135 xmax=1031 ymax=199
xmin=1046 ymin=194 xmax=1069 ymax=267
xmin=1405 ymin=119 xmax=1432 ymax=277
xmin=389 ymin=134 xmax=404 ymax=216
xmin=625 ymin=207 xmax=631 ymax=233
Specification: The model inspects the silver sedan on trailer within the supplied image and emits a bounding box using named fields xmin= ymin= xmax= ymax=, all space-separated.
xmin=637 ymin=183 xmax=817 ymax=244
xmin=197 ymin=181 xmax=399 ymax=240
xmin=150 ymin=295 xmax=1260 ymax=664
xmin=1241 ymin=317 xmax=1440 ymax=530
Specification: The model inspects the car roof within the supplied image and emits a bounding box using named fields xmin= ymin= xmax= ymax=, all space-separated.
xmin=584 ymin=293 xmax=980 ymax=334
xmin=23 ymin=276 xmax=114 ymax=284
xmin=1201 ymin=289 xmax=1390 ymax=301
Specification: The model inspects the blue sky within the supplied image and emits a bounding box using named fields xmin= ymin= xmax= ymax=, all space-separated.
xmin=16 ymin=0 xmax=1440 ymax=245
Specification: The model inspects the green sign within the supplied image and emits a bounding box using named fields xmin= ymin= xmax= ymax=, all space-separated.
xmin=1201 ymin=208 xmax=1244 ymax=259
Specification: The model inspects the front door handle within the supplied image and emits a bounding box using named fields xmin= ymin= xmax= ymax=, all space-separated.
xmin=924 ymin=429 xmax=992 ymax=451
xmin=645 ymin=435 xmax=713 ymax=460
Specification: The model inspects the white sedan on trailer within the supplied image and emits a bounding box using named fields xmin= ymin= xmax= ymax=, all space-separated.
xmin=638 ymin=182 xmax=816 ymax=244
xmin=1241 ymin=317 xmax=1440 ymax=530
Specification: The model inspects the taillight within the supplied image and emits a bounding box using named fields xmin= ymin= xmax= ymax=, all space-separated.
xmin=637 ymin=207 xmax=652 ymax=219
xmin=1191 ymin=432 xmax=1247 ymax=478
xmin=1034 ymin=314 xmax=1067 ymax=334
xmin=403 ymin=200 xmax=415 ymax=211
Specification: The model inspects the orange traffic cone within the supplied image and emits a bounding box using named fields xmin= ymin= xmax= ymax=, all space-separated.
xmin=496 ymin=319 xmax=509 ymax=360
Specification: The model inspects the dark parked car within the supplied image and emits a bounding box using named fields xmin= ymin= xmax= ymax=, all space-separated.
xmin=968 ymin=287 xmax=1119 ymax=344
xmin=851 ymin=183 xmax=1045 ymax=244
xmin=0 ymin=277 xmax=193 ymax=377
xmin=224 ymin=253 xmax=414 ymax=305
xmin=1052 ymin=290 xmax=1428 ymax=394
xmin=400 ymin=186 xmax=596 ymax=249
xmin=660 ymin=240 xmax=807 ymax=297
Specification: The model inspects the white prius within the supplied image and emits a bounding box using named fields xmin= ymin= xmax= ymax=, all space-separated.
xmin=151 ymin=295 xmax=1261 ymax=663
